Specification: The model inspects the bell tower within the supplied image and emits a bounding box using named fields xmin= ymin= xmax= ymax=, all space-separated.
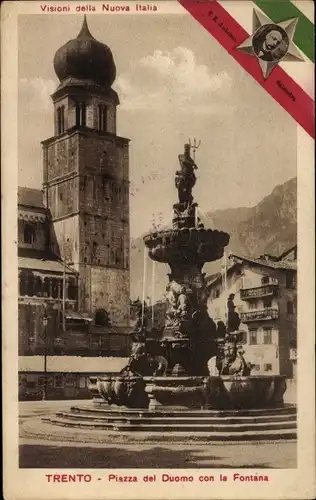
xmin=42 ymin=17 xmax=130 ymax=325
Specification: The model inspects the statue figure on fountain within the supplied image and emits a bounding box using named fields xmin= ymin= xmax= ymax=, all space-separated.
xmin=165 ymin=282 xmax=190 ymax=324
xmin=175 ymin=143 xmax=197 ymax=207
xmin=227 ymin=293 xmax=241 ymax=332
xmin=177 ymin=286 xmax=191 ymax=319
xmin=173 ymin=143 xmax=198 ymax=230
xmin=207 ymin=337 xmax=252 ymax=376
xmin=122 ymin=341 xmax=168 ymax=377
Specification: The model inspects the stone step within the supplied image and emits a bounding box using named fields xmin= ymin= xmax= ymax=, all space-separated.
xmin=72 ymin=404 xmax=297 ymax=418
xmin=42 ymin=417 xmax=296 ymax=441
xmin=44 ymin=416 xmax=296 ymax=433
xmin=56 ymin=410 xmax=296 ymax=425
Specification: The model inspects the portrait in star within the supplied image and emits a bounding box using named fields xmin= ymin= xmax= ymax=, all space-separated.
xmin=252 ymin=24 xmax=289 ymax=62
xmin=236 ymin=9 xmax=304 ymax=79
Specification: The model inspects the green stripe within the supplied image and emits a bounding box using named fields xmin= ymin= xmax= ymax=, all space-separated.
xmin=255 ymin=0 xmax=314 ymax=62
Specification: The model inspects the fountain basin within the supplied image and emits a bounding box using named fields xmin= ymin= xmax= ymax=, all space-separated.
xmin=143 ymin=228 xmax=229 ymax=264
xmin=91 ymin=375 xmax=149 ymax=408
xmin=144 ymin=376 xmax=208 ymax=410
xmin=205 ymin=375 xmax=287 ymax=409
xmin=91 ymin=374 xmax=287 ymax=410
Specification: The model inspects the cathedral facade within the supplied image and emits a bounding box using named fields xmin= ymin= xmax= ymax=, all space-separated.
xmin=19 ymin=17 xmax=132 ymax=399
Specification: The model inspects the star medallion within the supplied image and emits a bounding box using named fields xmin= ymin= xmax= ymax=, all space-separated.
xmin=236 ymin=9 xmax=304 ymax=79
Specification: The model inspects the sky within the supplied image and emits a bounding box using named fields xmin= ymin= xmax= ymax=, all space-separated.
xmin=18 ymin=13 xmax=297 ymax=238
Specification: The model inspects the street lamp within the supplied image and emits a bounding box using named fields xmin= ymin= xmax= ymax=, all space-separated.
xmin=42 ymin=309 xmax=49 ymax=401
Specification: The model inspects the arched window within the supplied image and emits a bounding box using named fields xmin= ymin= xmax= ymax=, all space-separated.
xmin=19 ymin=272 xmax=27 ymax=296
xmin=51 ymin=279 xmax=59 ymax=299
xmin=26 ymin=273 xmax=35 ymax=297
xmin=57 ymin=105 xmax=65 ymax=134
xmin=35 ymin=276 xmax=42 ymax=296
xmin=98 ymin=104 xmax=107 ymax=132
xmin=95 ymin=309 xmax=110 ymax=326
xmin=92 ymin=241 xmax=98 ymax=263
xmin=24 ymin=224 xmax=35 ymax=244
xmin=43 ymin=278 xmax=50 ymax=297
xmin=76 ymin=102 xmax=86 ymax=127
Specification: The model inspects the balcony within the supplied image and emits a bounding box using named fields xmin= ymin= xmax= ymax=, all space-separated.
xmin=289 ymin=348 xmax=297 ymax=361
xmin=240 ymin=283 xmax=278 ymax=300
xmin=240 ymin=308 xmax=279 ymax=322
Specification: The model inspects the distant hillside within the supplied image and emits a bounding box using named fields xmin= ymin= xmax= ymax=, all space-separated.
xmin=130 ymin=177 xmax=297 ymax=300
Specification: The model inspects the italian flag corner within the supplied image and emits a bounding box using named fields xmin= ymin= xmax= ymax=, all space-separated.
xmin=178 ymin=0 xmax=315 ymax=139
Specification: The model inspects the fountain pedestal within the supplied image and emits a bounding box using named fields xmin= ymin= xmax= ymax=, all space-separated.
xmin=144 ymin=376 xmax=209 ymax=410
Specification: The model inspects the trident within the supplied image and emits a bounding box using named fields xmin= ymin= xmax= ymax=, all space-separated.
xmin=188 ymin=138 xmax=201 ymax=160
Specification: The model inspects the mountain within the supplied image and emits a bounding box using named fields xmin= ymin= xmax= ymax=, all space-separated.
xmin=130 ymin=177 xmax=297 ymax=300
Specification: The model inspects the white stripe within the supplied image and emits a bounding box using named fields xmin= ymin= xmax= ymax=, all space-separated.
xmin=218 ymin=0 xmax=314 ymax=98
xmin=291 ymin=0 xmax=314 ymax=23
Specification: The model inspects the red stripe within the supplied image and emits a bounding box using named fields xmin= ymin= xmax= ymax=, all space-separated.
xmin=179 ymin=0 xmax=314 ymax=139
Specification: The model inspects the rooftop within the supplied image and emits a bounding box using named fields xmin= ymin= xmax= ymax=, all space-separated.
xmin=230 ymin=253 xmax=297 ymax=271
xmin=19 ymin=256 xmax=77 ymax=274
xmin=19 ymin=356 xmax=128 ymax=373
xmin=207 ymin=247 xmax=296 ymax=288
xmin=18 ymin=187 xmax=45 ymax=210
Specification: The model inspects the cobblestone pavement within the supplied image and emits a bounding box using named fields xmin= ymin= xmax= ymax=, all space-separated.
xmin=19 ymin=400 xmax=297 ymax=469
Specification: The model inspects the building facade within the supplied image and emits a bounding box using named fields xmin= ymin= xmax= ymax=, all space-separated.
xmin=18 ymin=17 xmax=132 ymax=399
xmin=207 ymin=247 xmax=297 ymax=378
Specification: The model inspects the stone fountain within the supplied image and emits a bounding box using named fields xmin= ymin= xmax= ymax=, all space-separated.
xmin=93 ymin=144 xmax=287 ymax=412
xmin=34 ymin=144 xmax=294 ymax=443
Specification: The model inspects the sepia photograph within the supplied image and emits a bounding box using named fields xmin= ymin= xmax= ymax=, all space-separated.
xmin=17 ymin=10 xmax=299 ymax=470
xmin=2 ymin=1 xmax=315 ymax=499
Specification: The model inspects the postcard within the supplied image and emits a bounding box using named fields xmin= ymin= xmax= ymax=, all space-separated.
xmin=2 ymin=0 xmax=315 ymax=499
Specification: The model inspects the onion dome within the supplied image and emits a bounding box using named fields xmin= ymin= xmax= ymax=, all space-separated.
xmin=53 ymin=16 xmax=116 ymax=88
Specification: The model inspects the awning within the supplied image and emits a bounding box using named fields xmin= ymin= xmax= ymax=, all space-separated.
xmin=19 ymin=356 xmax=129 ymax=373
xmin=65 ymin=310 xmax=93 ymax=322
xmin=19 ymin=256 xmax=77 ymax=274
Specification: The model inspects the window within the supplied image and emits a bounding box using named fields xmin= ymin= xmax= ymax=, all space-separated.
xmin=76 ymin=102 xmax=86 ymax=127
xmin=263 ymin=328 xmax=272 ymax=344
xmin=19 ymin=272 xmax=27 ymax=296
xmin=51 ymin=279 xmax=59 ymax=299
xmin=238 ymin=331 xmax=247 ymax=343
xmin=261 ymin=275 xmax=269 ymax=285
xmin=26 ymin=375 xmax=36 ymax=389
xmin=26 ymin=273 xmax=35 ymax=297
xmin=79 ymin=376 xmax=87 ymax=389
xmin=35 ymin=276 xmax=42 ymax=297
xmin=54 ymin=374 xmax=63 ymax=388
xmin=264 ymin=363 xmax=272 ymax=372
xmin=287 ymin=301 xmax=294 ymax=314
xmin=254 ymin=364 xmax=260 ymax=371
xmin=95 ymin=309 xmax=110 ymax=326
xmin=90 ymin=335 xmax=100 ymax=349
xmin=43 ymin=277 xmax=50 ymax=297
xmin=24 ymin=224 xmax=35 ymax=244
xmin=98 ymin=104 xmax=108 ymax=132
xmin=67 ymin=278 xmax=77 ymax=300
xmin=286 ymin=273 xmax=295 ymax=289
xmin=249 ymin=330 xmax=258 ymax=345
xmin=57 ymin=106 xmax=65 ymax=134
xmin=92 ymin=241 xmax=98 ymax=262
xmin=263 ymin=298 xmax=272 ymax=308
